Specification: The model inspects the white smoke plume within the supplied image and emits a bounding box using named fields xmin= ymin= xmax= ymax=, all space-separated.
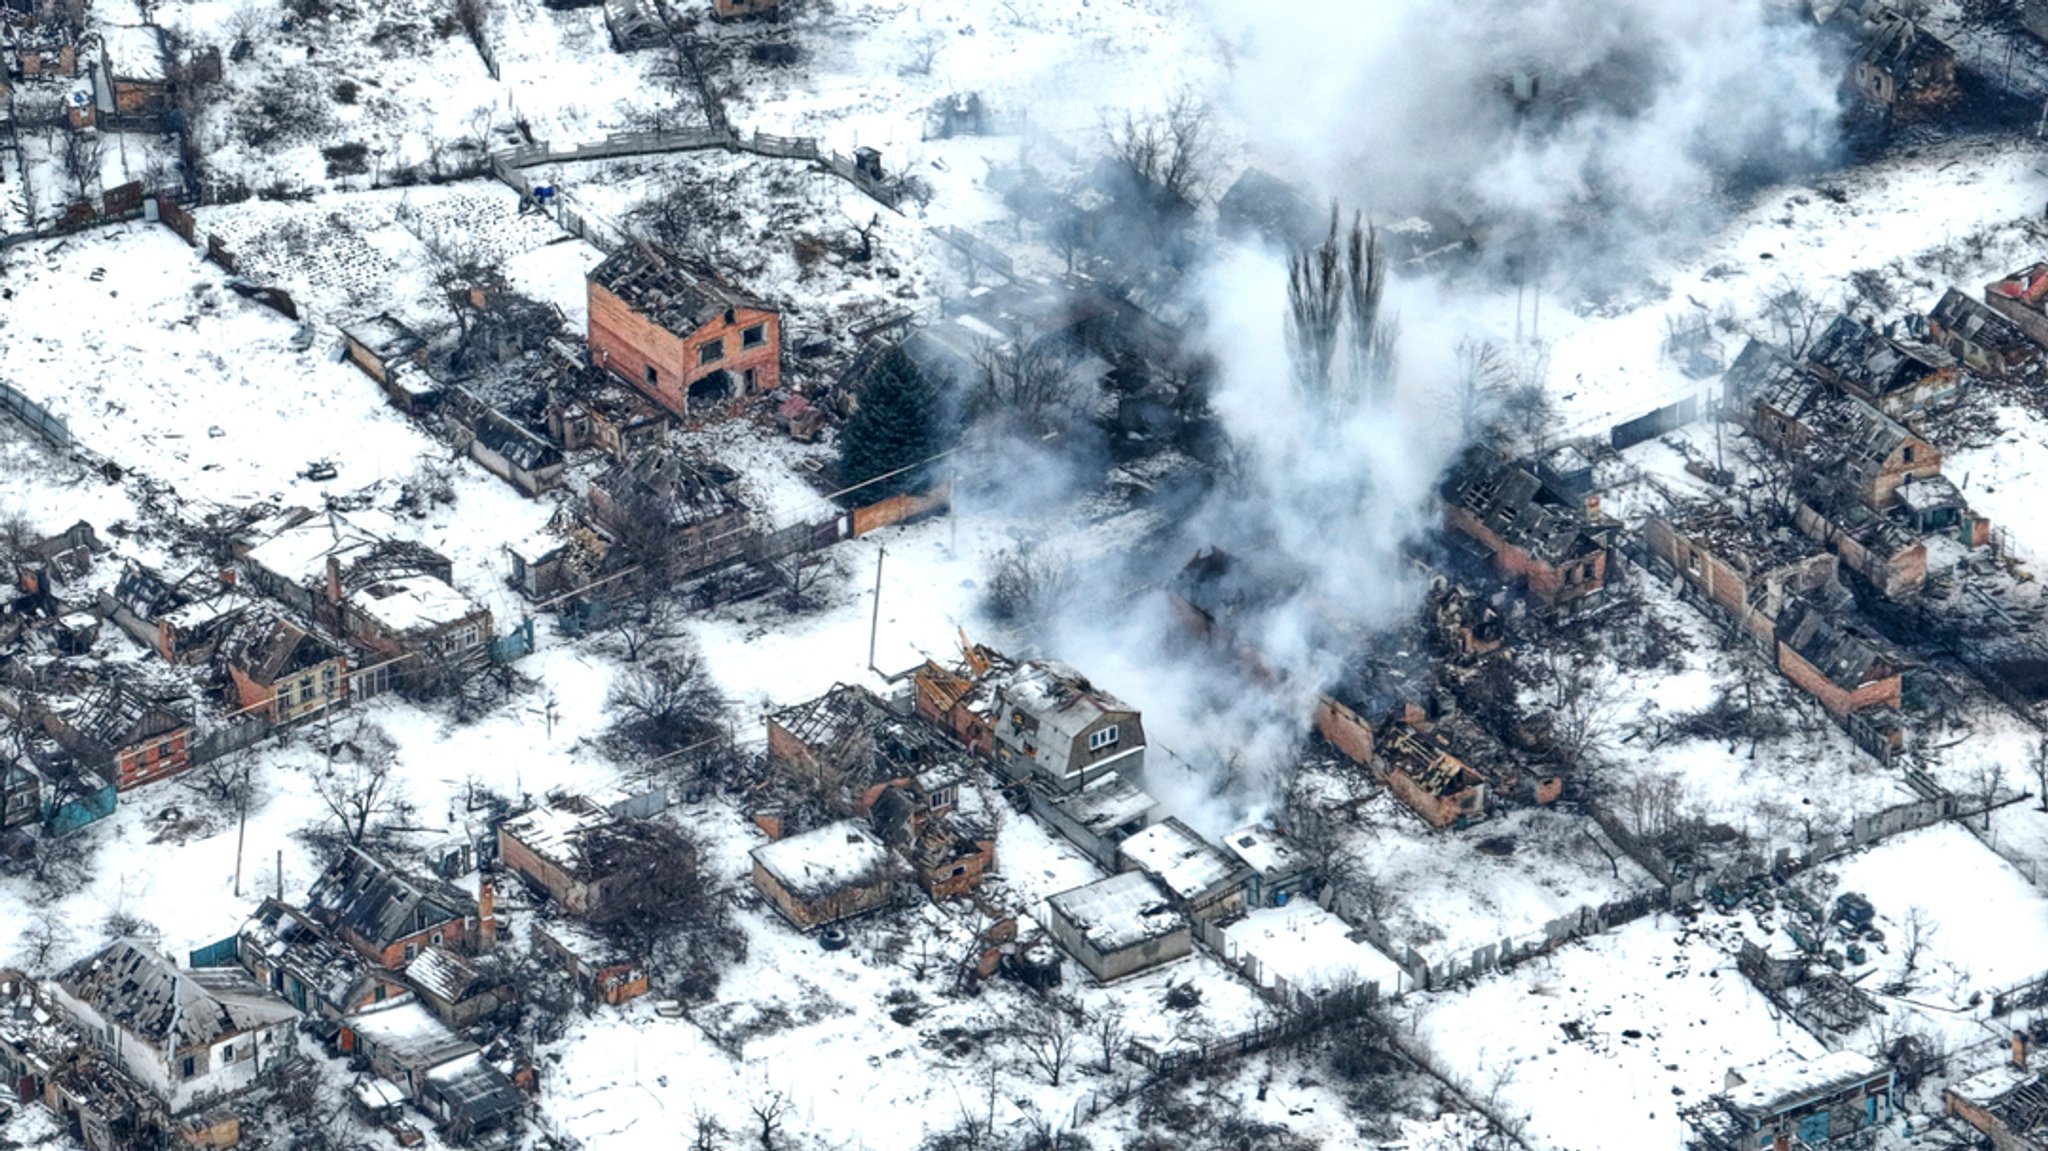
xmin=975 ymin=0 xmax=1847 ymax=835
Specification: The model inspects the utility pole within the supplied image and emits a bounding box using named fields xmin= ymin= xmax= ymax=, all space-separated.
xmin=867 ymin=546 xmax=886 ymax=673
xmin=232 ymin=789 xmax=247 ymax=897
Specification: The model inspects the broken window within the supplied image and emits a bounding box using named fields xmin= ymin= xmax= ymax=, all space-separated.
xmin=1902 ymin=445 xmax=1915 ymax=463
xmin=180 ymin=1054 xmax=198 ymax=1078
xmin=742 ymin=323 xmax=767 ymax=349
xmin=645 ymin=364 xmax=659 ymax=388
xmin=698 ymin=337 xmax=725 ymax=365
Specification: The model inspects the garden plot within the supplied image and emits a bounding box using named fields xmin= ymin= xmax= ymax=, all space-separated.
xmin=1316 ymin=791 xmax=1661 ymax=966
xmin=705 ymin=0 xmax=1214 ymax=155
xmin=156 ymin=0 xmax=512 ymax=196
xmin=524 ymin=151 xmax=944 ymax=353
xmin=1410 ymin=917 xmax=1825 ymax=1151
xmin=483 ymin=0 xmax=694 ymax=142
xmin=1819 ymin=821 xmax=2048 ymax=1002
xmin=1950 ymin=404 xmax=2048 ymax=567
xmin=193 ymin=182 xmax=577 ymax=325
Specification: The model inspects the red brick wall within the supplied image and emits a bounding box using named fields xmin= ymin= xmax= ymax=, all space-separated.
xmin=1314 ymin=696 xmax=1375 ymax=765
xmin=924 ymin=839 xmax=995 ymax=901
xmin=1445 ymin=506 xmax=1598 ymax=608
xmin=116 ymin=729 xmax=191 ymax=791
xmin=1776 ymin=642 xmax=1901 ymax=718
xmin=587 ymin=282 xmax=780 ymax=420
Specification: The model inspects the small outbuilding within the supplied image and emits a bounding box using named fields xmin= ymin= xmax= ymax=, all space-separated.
xmin=1044 ymin=871 xmax=1189 ymax=983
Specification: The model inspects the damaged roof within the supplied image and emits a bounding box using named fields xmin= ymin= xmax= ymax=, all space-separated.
xmin=1929 ymin=287 xmax=2028 ymax=351
xmin=1775 ymin=598 xmax=1896 ymax=691
xmin=306 ymin=847 xmax=474 ymax=953
xmin=589 ymin=245 xmax=772 ymax=334
xmin=217 ymin=614 xmax=342 ymax=685
xmin=58 ymin=940 xmax=295 ymax=1053
xmin=770 ymin=683 xmax=967 ymax=787
xmin=1442 ymin=450 xmax=1608 ymax=567
xmin=1806 ymin=316 xmax=1952 ymax=399
xmin=1047 ymin=870 xmax=1184 ymax=954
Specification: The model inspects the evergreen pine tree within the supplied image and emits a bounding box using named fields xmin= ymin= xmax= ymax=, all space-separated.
xmin=839 ymin=346 xmax=947 ymax=498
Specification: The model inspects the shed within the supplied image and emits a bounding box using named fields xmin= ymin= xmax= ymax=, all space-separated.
xmin=749 ymin=820 xmax=894 ymax=930
xmin=1044 ymin=871 xmax=1189 ymax=983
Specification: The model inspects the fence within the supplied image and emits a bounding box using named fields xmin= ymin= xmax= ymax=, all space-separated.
xmin=486 ymin=121 xmax=904 ymax=211
xmin=189 ymin=714 xmax=275 ymax=767
xmin=1609 ymin=395 xmax=1700 ymax=451
xmin=0 ymin=381 xmax=71 ymax=448
xmin=1128 ymin=982 xmax=1381 ymax=1078
xmin=849 ymin=484 xmax=950 ymax=537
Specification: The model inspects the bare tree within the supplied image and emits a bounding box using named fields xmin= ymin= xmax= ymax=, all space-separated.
xmin=1974 ymin=761 xmax=2009 ymax=828
xmin=748 ymin=1091 xmax=789 ymax=1151
xmin=1105 ymin=88 xmax=1212 ymax=208
xmin=177 ymin=747 xmax=258 ymax=813
xmin=1346 ymin=216 xmax=1397 ymax=403
xmin=971 ymin=337 xmax=1077 ymax=435
xmin=311 ymin=731 xmax=398 ymax=845
xmin=1543 ymin=647 xmax=1620 ymax=774
xmin=902 ymin=33 xmax=941 ymax=76
xmin=1089 ymin=1004 xmax=1128 ymax=1074
xmin=1617 ymin=773 xmax=1684 ymax=840
xmin=1887 ymin=907 xmax=1936 ymax=994
xmin=984 ymin=544 xmax=1074 ymax=636
xmin=17 ymin=908 xmax=73 ymax=970
xmin=1454 ymin=339 xmax=1509 ymax=442
xmin=2032 ymin=737 xmax=2048 ymax=813
xmin=607 ymin=645 xmax=729 ymax=755
xmin=62 ymin=129 xmax=103 ymax=205
xmin=608 ymin=595 xmax=680 ymax=663
xmin=1759 ymin=276 xmax=1832 ymax=359
xmin=691 ymin=1109 xmax=729 ymax=1151
xmin=1014 ymin=998 xmax=1080 ymax=1086
xmin=1286 ymin=212 xmax=1344 ymax=405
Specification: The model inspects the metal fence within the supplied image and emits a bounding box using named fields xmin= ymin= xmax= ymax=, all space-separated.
xmin=0 ymin=381 xmax=71 ymax=447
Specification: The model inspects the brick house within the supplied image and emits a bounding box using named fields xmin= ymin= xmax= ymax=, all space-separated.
xmin=498 ymin=793 xmax=687 ymax=917
xmin=95 ymin=25 xmax=170 ymax=115
xmin=711 ymin=0 xmax=779 ymax=17
xmin=1842 ymin=8 xmax=1958 ymax=127
xmin=1925 ymin=287 xmax=2036 ymax=377
xmin=217 ymin=615 xmax=348 ymax=724
xmin=339 ymin=313 xmax=434 ymax=411
xmin=1804 ymin=315 xmax=1958 ymax=418
xmin=43 ymin=683 xmax=192 ymax=792
xmin=1645 ymin=505 xmax=1843 ymax=648
xmin=749 ymin=820 xmax=895 ymax=930
xmin=586 ymin=245 xmax=781 ymax=422
xmin=235 ymin=898 xmax=408 ymax=1020
xmin=584 ymin=450 xmax=753 ymax=579
xmin=304 ymin=847 xmax=480 ymax=970
xmin=1986 ymin=263 xmax=2048 ymax=351
xmin=1441 ymin=450 xmax=1615 ymax=614
xmin=1372 ymin=714 xmax=1489 ymax=829
xmin=531 ymin=918 xmax=648 ymax=1006
xmin=1774 ymin=597 xmax=1901 ymax=719
xmin=1945 ymin=1058 xmax=2048 ymax=1151
xmin=1690 ymin=1050 xmax=1893 ymax=1151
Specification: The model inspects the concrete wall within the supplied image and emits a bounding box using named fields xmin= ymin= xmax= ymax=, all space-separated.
xmin=1047 ymin=905 xmax=1190 ymax=983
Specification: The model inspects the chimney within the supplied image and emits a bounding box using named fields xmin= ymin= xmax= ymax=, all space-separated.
xmin=2015 ymin=1029 xmax=2029 ymax=1071
xmin=478 ymin=875 xmax=497 ymax=953
xmin=1584 ymin=494 xmax=1602 ymax=520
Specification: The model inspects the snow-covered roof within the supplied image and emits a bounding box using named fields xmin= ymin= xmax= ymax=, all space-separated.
xmin=99 ymin=24 xmax=166 ymax=82
xmin=1723 ymin=1049 xmax=1885 ymax=1116
xmin=1222 ymin=826 xmax=1307 ymax=880
xmin=404 ymin=946 xmax=484 ymax=1007
xmin=348 ymin=574 xmax=483 ymax=634
xmin=345 ymin=1000 xmax=476 ymax=1071
xmin=244 ymin=511 xmax=384 ymax=589
xmin=1949 ymin=1061 xmax=2037 ymax=1105
xmin=422 ymin=1051 xmax=523 ymax=1126
xmin=1898 ymin=474 xmax=1964 ymax=513
xmin=1048 ymin=772 xmax=1156 ymax=834
xmin=353 ymin=1078 xmax=408 ymax=1111
xmin=1047 ymin=871 xmax=1183 ymax=954
xmin=1218 ymin=902 xmax=1406 ymax=996
xmin=161 ymin=589 xmax=249 ymax=632
xmin=750 ymin=820 xmax=889 ymax=901
xmin=1118 ymin=818 xmax=1245 ymax=904
xmin=500 ymin=796 xmax=613 ymax=875
xmin=996 ymin=659 xmax=1137 ymax=750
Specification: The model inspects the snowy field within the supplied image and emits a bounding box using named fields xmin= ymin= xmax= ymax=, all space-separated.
xmin=1410 ymin=918 xmax=1828 ymax=1151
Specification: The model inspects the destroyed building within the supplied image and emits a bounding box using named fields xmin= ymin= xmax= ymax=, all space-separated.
xmin=1946 ymin=1052 xmax=2048 ymax=1151
xmin=585 ymin=450 xmax=753 ymax=581
xmin=50 ymin=940 xmax=298 ymax=1115
xmin=1689 ymin=1049 xmax=1893 ymax=1151
xmin=304 ymin=846 xmax=482 ymax=969
xmin=497 ymin=789 xmax=682 ymax=917
xmin=1838 ymin=5 xmax=1959 ymax=127
xmin=1645 ymin=503 xmax=1844 ymax=648
xmin=586 ymin=245 xmax=781 ymax=422
xmin=1804 ymin=315 xmax=1957 ymax=418
xmin=1924 ymin=287 xmax=2036 ymax=378
xmin=1773 ymin=597 xmax=1902 ymax=722
xmin=749 ymin=819 xmax=896 ymax=930
xmin=1440 ymin=448 xmax=1615 ymax=615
